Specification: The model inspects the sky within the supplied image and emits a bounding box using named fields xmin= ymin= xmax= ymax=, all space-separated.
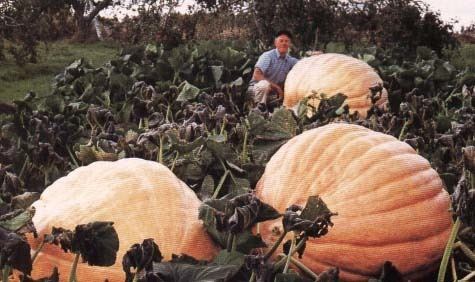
xmin=421 ymin=0 xmax=475 ymax=30
xmin=101 ymin=0 xmax=475 ymax=31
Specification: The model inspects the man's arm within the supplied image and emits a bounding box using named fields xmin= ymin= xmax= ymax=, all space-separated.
xmin=252 ymin=67 xmax=284 ymax=99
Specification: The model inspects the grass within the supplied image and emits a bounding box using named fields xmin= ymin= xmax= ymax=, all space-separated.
xmin=445 ymin=43 xmax=475 ymax=70
xmin=0 ymin=40 xmax=121 ymax=102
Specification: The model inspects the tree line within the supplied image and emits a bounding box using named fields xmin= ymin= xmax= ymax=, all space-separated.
xmin=0 ymin=0 xmax=463 ymax=66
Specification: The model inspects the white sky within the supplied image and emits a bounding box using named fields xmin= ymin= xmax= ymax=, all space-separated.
xmin=102 ymin=0 xmax=475 ymax=31
xmin=422 ymin=0 xmax=475 ymax=30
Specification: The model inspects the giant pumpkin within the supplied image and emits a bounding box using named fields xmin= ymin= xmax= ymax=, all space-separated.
xmin=283 ymin=53 xmax=388 ymax=117
xmin=26 ymin=158 xmax=218 ymax=282
xmin=256 ymin=123 xmax=452 ymax=281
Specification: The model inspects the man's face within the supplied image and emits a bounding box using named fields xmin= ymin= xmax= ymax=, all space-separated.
xmin=274 ymin=35 xmax=291 ymax=55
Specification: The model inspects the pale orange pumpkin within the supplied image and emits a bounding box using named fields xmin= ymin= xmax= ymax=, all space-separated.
xmin=25 ymin=158 xmax=218 ymax=282
xmin=255 ymin=123 xmax=452 ymax=281
xmin=283 ymin=53 xmax=388 ymax=118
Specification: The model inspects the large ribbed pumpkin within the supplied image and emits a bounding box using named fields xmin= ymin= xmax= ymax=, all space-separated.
xmin=283 ymin=53 xmax=388 ymax=117
xmin=255 ymin=123 xmax=452 ymax=281
xmin=26 ymin=158 xmax=218 ymax=282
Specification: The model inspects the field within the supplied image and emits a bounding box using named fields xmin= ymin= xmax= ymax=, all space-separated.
xmin=2 ymin=41 xmax=474 ymax=103
xmin=1 ymin=2 xmax=475 ymax=276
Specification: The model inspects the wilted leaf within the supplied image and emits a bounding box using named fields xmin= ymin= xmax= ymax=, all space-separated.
xmin=274 ymin=273 xmax=306 ymax=282
xmin=0 ymin=226 xmax=32 ymax=274
xmin=123 ymin=238 xmax=163 ymax=282
xmin=72 ymin=221 xmax=119 ymax=266
xmin=152 ymin=261 xmax=240 ymax=282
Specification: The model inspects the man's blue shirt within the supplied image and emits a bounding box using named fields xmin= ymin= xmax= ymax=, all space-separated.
xmin=251 ymin=49 xmax=298 ymax=86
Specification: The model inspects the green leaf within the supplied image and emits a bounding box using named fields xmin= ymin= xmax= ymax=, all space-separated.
xmin=229 ymin=177 xmax=251 ymax=197
xmin=213 ymin=250 xmax=245 ymax=267
xmin=177 ymin=81 xmax=201 ymax=102
xmin=0 ymin=208 xmax=35 ymax=232
xmin=201 ymin=175 xmax=215 ymax=200
xmin=271 ymin=108 xmax=298 ymax=137
xmin=43 ymin=94 xmax=65 ymax=113
xmin=210 ymin=65 xmax=224 ymax=84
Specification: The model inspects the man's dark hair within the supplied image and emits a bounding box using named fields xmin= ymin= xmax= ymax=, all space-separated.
xmin=275 ymin=30 xmax=292 ymax=40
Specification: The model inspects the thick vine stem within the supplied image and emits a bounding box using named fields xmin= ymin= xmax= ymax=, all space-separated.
xmin=289 ymin=256 xmax=319 ymax=280
xmin=437 ymin=217 xmax=461 ymax=282
xmin=273 ymin=236 xmax=308 ymax=271
xmin=31 ymin=239 xmax=46 ymax=263
xmin=69 ymin=253 xmax=80 ymax=282
xmin=282 ymin=235 xmax=296 ymax=274
xmin=453 ymin=241 xmax=475 ymax=263
xmin=2 ymin=266 xmax=10 ymax=282
xmin=461 ymin=270 xmax=475 ymax=281
xmin=263 ymin=230 xmax=288 ymax=260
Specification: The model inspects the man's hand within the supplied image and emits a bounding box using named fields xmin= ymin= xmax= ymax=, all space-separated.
xmin=270 ymin=83 xmax=284 ymax=99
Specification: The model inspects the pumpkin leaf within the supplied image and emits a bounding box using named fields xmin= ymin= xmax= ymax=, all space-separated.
xmin=315 ymin=267 xmax=340 ymax=282
xmin=282 ymin=196 xmax=336 ymax=238
xmin=152 ymin=261 xmax=240 ymax=282
xmin=72 ymin=221 xmax=119 ymax=267
xmin=200 ymin=175 xmax=215 ymax=200
xmin=0 ymin=208 xmax=35 ymax=232
xmin=274 ymin=273 xmax=306 ymax=282
xmin=199 ymin=195 xmax=273 ymax=253
xmin=213 ymin=250 xmax=246 ymax=267
xmin=300 ymin=196 xmax=332 ymax=222
xmin=11 ymin=192 xmax=40 ymax=210
xmin=122 ymin=238 xmax=163 ymax=282
xmin=368 ymin=261 xmax=403 ymax=282
xmin=177 ymin=81 xmax=201 ymax=102
xmin=0 ymin=226 xmax=32 ymax=274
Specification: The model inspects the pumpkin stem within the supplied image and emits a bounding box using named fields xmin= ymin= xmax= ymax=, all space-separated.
xmin=1 ymin=265 xmax=10 ymax=282
xmin=66 ymin=145 xmax=79 ymax=169
xmin=220 ymin=118 xmax=226 ymax=136
xmin=232 ymin=234 xmax=238 ymax=252
xmin=249 ymin=271 xmax=256 ymax=282
xmin=69 ymin=253 xmax=80 ymax=282
xmin=437 ymin=217 xmax=461 ymax=282
xmin=453 ymin=241 xmax=475 ymax=262
xmin=241 ymin=127 xmax=249 ymax=163
xmin=212 ymin=169 xmax=229 ymax=199
xmin=282 ymin=235 xmax=296 ymax=274
xmin=450 ymin=257 xmax=457 ymax=281
xmin=18 ymin=156 xmax=30 ymax=181
xmin=31 ymin=239 xmax=46 ymax=264
xmin=289 ymin=256 xmax=319 ymax=280
xmin=263 ymin=230 xmax=288 ymax=260
xmin=461 ymin=270 xmax=475 ymax=281
xmin=171 ymin=151 xmax=179 ymax=172
xmin=132 ymin=272 xmax=139 ymax=282
xmin=398 ymin=119 xmax=409 ymax=140
xmin=226 ymin=232 xmax=234 ymax=252
xmin=273 ymin=236 xmax=308 ymax=270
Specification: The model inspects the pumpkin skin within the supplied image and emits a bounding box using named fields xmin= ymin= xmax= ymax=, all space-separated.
xmin=255 ymin=123 xmax=452 ymax=281
xmin=26 ymin=158 xmax=218 ymax=282
xmin=283 ymin=53 xmax=388 ymax=118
